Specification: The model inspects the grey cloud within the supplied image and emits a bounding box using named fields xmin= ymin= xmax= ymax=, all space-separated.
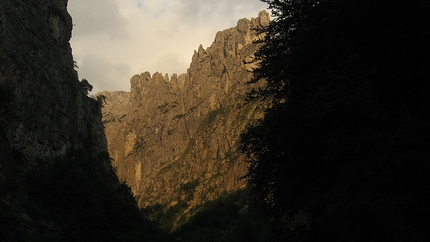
xmin=153 ymin=52 xmax=189 ymax=75
xmin=175 ymin=0 xmax=267 ymax=26
xmin=78 ymin=55 xmax=131 ymax=93
xmin=175 ymin=0 xmax=221 ymax=25
xmin=69 ymin=0 xmax=127 ymax=39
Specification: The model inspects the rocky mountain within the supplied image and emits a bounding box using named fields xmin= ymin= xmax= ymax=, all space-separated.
xmin=0 ymin=1 xmax=162 ymax=240
xmin=100 ymin=11 xmax=270 ymax=212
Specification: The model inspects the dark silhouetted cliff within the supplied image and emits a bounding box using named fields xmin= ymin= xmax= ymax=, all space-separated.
xmin=0 ymin=1 xmax=163 ymax=240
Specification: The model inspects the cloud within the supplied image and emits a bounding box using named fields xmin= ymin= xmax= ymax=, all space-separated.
xmin=175 ymin=0 xmax=268 ymax=27
xmin=69 ymin=0 xmax=127 ymax=39
xmin=152 ymin=52 xmax=189 ymax=75
xmin=68 ymin=0 xmax=268 ymax=93
xmin=77 ymin=54 xmax=131 ymax=92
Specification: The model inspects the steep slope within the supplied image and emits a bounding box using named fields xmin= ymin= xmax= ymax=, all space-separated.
xmin=101 ymin=11 xmax=269 ymax=212
xmin=0 ymin=0 xmax=106 ymax=195
xmin=0 ymin=1 xmax=162 ymax=240
xmin=0 ymin=0 xmax=106 ymax=162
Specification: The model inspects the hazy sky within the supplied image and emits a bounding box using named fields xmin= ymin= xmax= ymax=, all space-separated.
xmin=68 ymin=0 xmax=268 ymax=93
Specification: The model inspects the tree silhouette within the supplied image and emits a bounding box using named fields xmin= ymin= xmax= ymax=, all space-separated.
xmin=80 ymin=78 xmax=93 ymax=95
xmin=242 ymin=0 xmax=430 ymax=240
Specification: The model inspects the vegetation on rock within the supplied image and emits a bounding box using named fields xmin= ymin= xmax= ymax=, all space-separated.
xmin=79 ymin=78 xmax=93 ymax=95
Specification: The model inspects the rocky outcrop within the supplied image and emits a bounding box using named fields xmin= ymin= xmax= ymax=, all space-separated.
xmin=0 ymin=1 xmax=136 ymax=239
xmin=101 ymin=11 xmax=269 ymax=209
xmin=0 ymin=0 xmax=106 ymax=164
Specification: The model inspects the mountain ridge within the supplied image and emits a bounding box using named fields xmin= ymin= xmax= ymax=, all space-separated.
xmin=99 ymin=11 xmax=269 ymax=212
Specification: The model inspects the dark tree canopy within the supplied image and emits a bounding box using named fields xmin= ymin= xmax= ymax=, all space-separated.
xmin=80 ymin=78 xmax=93 ymax=95
xmin=242 ymin=0 xmax=430 ymax=241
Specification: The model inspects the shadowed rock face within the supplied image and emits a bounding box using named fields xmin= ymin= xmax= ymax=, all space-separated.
xmin=100 ymin=11 xmax=269 ymax=209
xmin=0 ymin=0 xmax=107 ymax=165
xmin=0 ymin=0 xmax=109 ymax=234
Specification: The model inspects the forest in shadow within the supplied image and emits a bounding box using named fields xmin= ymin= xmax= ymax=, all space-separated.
xmin=239 ymin=0 xmax=430 ymax=241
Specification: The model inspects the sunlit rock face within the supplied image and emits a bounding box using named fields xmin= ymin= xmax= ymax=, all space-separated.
xmin=100 ymin=11 xmax=269 ymax=208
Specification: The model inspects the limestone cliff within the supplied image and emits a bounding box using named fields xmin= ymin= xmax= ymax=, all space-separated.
xmin=0 ymin=0 xmax=105 ymax=219
xmin=0 ymin=0 xmax=106 ymax=165
xmin=101 ymin=11 xmax=270 ymax=210
xmin=0 ymin=1 xmax=158 ymax=240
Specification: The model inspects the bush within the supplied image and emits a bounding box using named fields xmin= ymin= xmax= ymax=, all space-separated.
xmin=23 ymin=150 xmax=166 ymax=241
xmin=79 ymin=78 xmax=93 ymax=95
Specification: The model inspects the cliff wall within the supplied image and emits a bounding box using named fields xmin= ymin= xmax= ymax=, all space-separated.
xmin=101 ymin=11 xmax=269 ymax=209
xmin=0 ymin=0 xmax=106 ymax=167
xmin=0 ymin=1 xmax=157 ymax=240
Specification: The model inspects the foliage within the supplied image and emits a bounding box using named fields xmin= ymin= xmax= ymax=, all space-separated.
xmin=204 ymin=107 xmax=228 ymax=127
xmin=242 ymin=0 xmax=430 ymax=240
xmin=181 ymin=138 xmax=196 ymax=159
xmin=172 ymin=189 xmax=277 ymax=242
xmin=134 ymin=137 xmax=146 ymax=151
xmin=96 ymin=94 xmax=107 ymax=107
xmin=21 ymin=150 xmax=166 ymax=241
xmin=79 ymin=78 xmax=93 ymax=95
xmin=173 ymin=113 xmax=186 ymax=120
xmin=143 ymin=189 xmax=277 ymax=241
xmin=180 ymin=179 xmax=200 ymax=201
xmin=73 ymin=61 xmax=79 ymax=70
xmin=144 ymin=180 xmax=200 ymax=232
xmin=145 ymin=202 xmax=188 ymax=232
xmin=157 ymin=102 xmax=170 ymax=114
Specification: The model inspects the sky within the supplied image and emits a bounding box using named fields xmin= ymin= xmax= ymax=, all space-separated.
xmin=68 ymin=0 xmax=268 ymax=93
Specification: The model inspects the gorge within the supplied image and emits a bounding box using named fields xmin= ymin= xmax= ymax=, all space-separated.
xmin=3 ymin=0 xmax=430 ymax=241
